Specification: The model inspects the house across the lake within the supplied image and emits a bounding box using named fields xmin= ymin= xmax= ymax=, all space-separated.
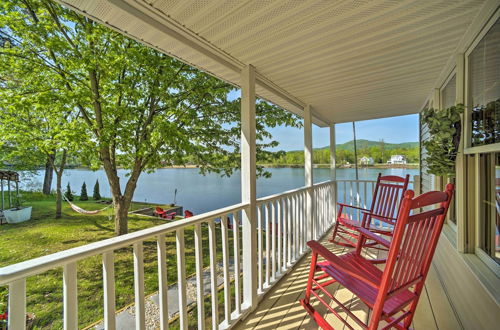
xmin=388 ymin=154 xmax=407 ymax=165
xmin=359 ymin=156 xmax=374 ymax=165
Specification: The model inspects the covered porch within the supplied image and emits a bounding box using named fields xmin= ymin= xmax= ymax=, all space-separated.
xmin=1 ymin=0 xmax=499 ymax=329
xmin=235 ymin=231 xmax=460 ymax=330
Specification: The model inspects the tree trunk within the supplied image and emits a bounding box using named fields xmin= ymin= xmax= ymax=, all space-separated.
xmin=101 ymin=148 xmax=143 ymax=236
xmin=55 ymin=169 xmax=63 ymax=219
xmin=54 ymin=150 xmax=67 ymax=219
xmin=42 ymin=154 xmax=55 ymax=194
xmin=113 ymin=196 xmax=131 ymax=236
xmin=108 ymin=170 xmax=140 ymax=236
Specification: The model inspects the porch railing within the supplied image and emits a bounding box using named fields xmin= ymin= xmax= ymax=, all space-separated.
xmin=0 ymin=180 xmax=336 ymax=330
xmin=0 ymin=178 xmax=415 ymax=329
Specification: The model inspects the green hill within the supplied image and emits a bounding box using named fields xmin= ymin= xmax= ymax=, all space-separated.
xmin=327 ymin=139 xmax=418 ymax=151
xmin=268 ymin=139 xmax=419 ymax=166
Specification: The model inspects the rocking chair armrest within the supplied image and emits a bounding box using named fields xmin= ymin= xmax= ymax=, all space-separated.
xmin=361 ymin=211 xmax=397 ymax=223
xmin=357 ymin=227 xmax=391 ymax=248
xmin=336 ymin=203 xmax=370 ymax=212
xmin=307 ymin=240 xmax=379 ymax=288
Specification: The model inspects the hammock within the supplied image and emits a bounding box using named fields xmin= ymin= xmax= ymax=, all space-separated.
xmin=63 ymin=195 xmax=113 ymax=215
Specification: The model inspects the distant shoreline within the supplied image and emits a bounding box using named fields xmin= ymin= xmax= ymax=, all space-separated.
xmin=25 ymin=164 xmax=419 ymax=170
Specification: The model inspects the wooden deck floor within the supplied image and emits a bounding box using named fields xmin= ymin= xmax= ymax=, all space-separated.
xmin=235 ymin=233 xmax=462 ymax=330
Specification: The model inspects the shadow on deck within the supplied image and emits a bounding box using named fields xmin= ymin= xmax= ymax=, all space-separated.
xmin=235 ymin=232 xmax=461 ymax=330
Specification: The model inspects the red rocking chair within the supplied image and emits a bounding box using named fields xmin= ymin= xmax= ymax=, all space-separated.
xmin=301 ymin=183 xmax=454 ymax=330
xmin=331 ymin=174 xmax=410 ymax=253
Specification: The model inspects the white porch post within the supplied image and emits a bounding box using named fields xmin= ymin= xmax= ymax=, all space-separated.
xmin=330 ymin=123 xmax=337 ymax=221
xmin=241 ymin=64 xmax=257 ymax=310
xmin=304 ymin=105 xmax=314 ymax=240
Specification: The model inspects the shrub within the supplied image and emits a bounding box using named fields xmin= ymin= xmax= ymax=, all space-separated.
xmin=80 ymin=182 xmax=88 ymax=201
xmin=64 ymin=182 xmax=74 ymax=201
xmin=93 ymin=180 xmax=101 ymax=200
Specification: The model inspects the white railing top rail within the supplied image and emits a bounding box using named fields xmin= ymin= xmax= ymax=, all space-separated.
xmin=335 ymin=179 xmax=377 ymax=183
xmin=336 ymin=179 xmax=415 ymax=184
xmin=0 ymin=202 xmax=248 ymax=285
xmin=256 ymin=180 xmax=334 ymax=203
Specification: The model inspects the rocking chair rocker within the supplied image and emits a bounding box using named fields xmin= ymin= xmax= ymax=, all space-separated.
xmin=331 ymin=174 xmax=410 ymax=255
xmin=301 ymin=184 xmax=454 ymax=330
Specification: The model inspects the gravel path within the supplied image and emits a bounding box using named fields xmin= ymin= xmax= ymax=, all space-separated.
xmin=93 ymin=261 xmax=235 ymax=329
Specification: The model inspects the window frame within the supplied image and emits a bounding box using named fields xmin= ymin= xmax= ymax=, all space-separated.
xmin=462 ymin=9 xmax=500 ymax=276
xmin=464 ymin=9 xmax=500 ymax=154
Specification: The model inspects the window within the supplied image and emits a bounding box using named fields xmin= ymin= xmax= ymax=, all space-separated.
xmin=469 ymin=17 xmax=500 ymax=147
xmin=478 ymin=152 xmax=500 ymax=265
xmin=468 ymin=16 xmax=500 ymax=268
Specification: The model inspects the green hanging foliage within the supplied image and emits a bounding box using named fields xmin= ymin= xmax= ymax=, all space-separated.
xmin=93 ymin=180 xmax=101 ymax=200
xmin=421 ymin=104 xmax=464 ymax=177
xmin=64 ymin=182 xmax=74 ymax=201
xmin=80 ymin=182 xmax=88 ymax=201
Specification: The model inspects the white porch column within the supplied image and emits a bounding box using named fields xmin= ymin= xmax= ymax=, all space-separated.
xmin=304 ymin=105 xmax=314 ymax=240
xmin=241 ymin=64 xmax=257 ymax=310
xmin=330 ymin=123 xmax=337 ymax=221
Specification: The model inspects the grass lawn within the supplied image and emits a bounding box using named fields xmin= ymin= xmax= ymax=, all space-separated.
xmin=0 ymin=192 xmax=235 ymax=329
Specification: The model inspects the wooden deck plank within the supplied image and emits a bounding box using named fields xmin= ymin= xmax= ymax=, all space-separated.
xmin=235 ymin=230 xmax=460 ymax=330
xmin=234 ymin=256 xmax=311 ymax=329
xmin=424 ymin=264 xmax=462 ymax=330
xmin=412 ymin=285 xmax=438 ymax=330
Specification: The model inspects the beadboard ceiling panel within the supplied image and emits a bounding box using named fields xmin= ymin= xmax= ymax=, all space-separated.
xmin=57 ymin=0 xmax=491 ymax=125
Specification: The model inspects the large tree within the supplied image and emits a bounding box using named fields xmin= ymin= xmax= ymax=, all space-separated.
xmin=0 ymin=0 xmax=300 ymax=235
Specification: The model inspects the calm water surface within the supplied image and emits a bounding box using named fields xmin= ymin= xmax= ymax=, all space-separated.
xmin=23 ymin=167 xmax=419 ymax=215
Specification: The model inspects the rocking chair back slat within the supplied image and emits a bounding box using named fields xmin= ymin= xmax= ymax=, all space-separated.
xmin=370 ymin=177 xmax=409 ymax=223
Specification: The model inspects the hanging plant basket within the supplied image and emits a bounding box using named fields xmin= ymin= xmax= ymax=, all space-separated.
xmin=421 ymin=104 xmax=464 ymax=177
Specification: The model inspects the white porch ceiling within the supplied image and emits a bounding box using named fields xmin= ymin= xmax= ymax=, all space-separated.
xmin=57 ymin=0 xmax=491 ymax=126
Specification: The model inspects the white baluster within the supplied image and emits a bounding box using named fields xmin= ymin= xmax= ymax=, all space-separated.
xmin=287 ymin=196 xmax=292 ymax=266
xmin=63 ymin=262 xmax=78 ymax=330
xmin=277 ymin=199 xmax=282 ymax=274
xmin=133 ymin=242 xmax=146 ymax=330
xmin=221 ymin=216 xmax=231 ymax=325
xmin=8 ymin=278 xmax=26 ymax=330
xmin=208 ymin=220 xmax=219 ymax=328
xmin=157 ymin=235 xmax=169 ymax=330
xmin=194 ymin=223 xmax=205 ymax=329
xmin=232 ymin=212 xmax=241 ymax=316
xmin=271 ymin=201 xmax=276 ymax=281
xmin=257 ymin=205 xmax=263 ymax=293
xmin=176 ymin=228 xmax=188 ymax=329
xmin=265 ymin=203 xmax=270 ymax=287
xmin=102 ymin=252 xmax=116 ymax=330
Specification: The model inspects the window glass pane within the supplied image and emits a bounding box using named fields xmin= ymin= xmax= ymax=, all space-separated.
xmin=470 ymin=18 xmax=500 ymax=147
xmin=442 ymin=74 xmax=456 ymax=109
xmin=479 ymin=152 xmax=500 ymax=265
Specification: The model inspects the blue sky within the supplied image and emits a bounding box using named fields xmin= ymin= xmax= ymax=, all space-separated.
xmin=227 ymin=90 xmax=419 ymax=151
xmin=265 ymin=114 xmax=419 ymax=151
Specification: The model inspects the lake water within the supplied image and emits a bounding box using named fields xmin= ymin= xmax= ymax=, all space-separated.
xmin=22 ymin=167 xmax=419 ymax=215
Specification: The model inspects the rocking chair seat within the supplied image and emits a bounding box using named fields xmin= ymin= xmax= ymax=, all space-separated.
xmin=316 ymin=251 xmax=417 ymax=316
